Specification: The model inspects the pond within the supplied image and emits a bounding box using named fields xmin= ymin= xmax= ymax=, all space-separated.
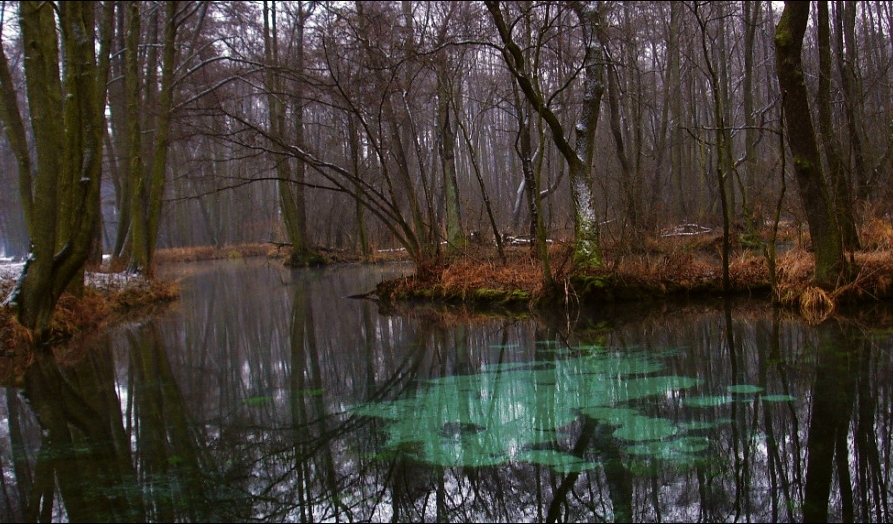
xmin=1 ymin=258 xmax=892 ymax=522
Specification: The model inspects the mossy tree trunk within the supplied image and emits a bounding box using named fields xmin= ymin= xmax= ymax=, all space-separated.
xmin=437 ymin=65 xmax=464 ymax=253
xmin=774 ymin=1 xmax=849 ymax=288
xmin=0 ymin=1 xmax=112 ymax=338
xmin=126 ymin=1 xmax=179 ymax=275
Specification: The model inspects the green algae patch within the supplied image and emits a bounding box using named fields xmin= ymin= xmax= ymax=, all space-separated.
xmin=762 ymin=394 xmax=797 ymax=402
xmin=684 ymin=395 xmax=734 ymax=408
xmin=612 ymin=416 xmax=678 ymax=442
xmin=516 ymin=450 xmax=599 ymax=473
xmin=726 ymin=384 xmax=764 ymax=394
xmin=351 ymin=347 xmax=701 ymax=469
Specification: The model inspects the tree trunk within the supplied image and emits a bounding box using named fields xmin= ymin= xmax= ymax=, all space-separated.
xmin=818 ymin=1 xmax=860 ymax=252
xmin=836 ymin=0 xmax=870 ymax=204
xmin=775 ymin=1 xmax=848 ymax=288
xmin=437 ymin=66 xmax=464 ymax=251
xmin=145 ymin=1 xmax=179 ymax=269
xmin=5 ymin=1 xmax=112 ymax=337
xmin=126 ymin=1 xmax=148 ymax=273
xmin=514 ymin=85 xmax=552 ymax=288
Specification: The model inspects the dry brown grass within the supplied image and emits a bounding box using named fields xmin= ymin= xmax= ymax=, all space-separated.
xmin=860 ymin=216 xmax=893 ymax=250
xmin=799 ymin=286 xmax=835 ymax=324
xmin=0 ymin=277 xmax=179 ymax=365
xmin=384 ymin=221 xmax=893 ymax=323
xmin=154 ymin=243 xmax=276 ymax=264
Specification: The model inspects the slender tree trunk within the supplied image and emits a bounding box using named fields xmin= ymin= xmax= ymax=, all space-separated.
xmin=264 ymin=1 xmax=318 ymax=266
xmin=456 ymin=111 xmax=505 ymax=262
xmin=347 ymin=115 xmax=371 ymax=260
xmin=818 ymin=1 xmax=860 ymax=252
xmin=598 ymin=23 xmax=639 ymax=248
xmin=437 ymin=66 xmax=464 ymax=251
xmin=145 ymin=1 xmax=179 ymax=270
xmin=126 ymin=1 xmax=148 ymax=273
xmin=742 ymin=0 xmax=760 ymax=236
xmin=486 ymin=0 xmax=605 ymax=269
xmin=514 ymin=85 xmax=552 ymax=288
xmin=836 ymin=0 xmax=870 ymax=203
xmin=694 ymin=2 xmax=732 ymax=291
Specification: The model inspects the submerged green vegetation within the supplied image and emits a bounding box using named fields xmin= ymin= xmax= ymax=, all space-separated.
xmin=350 ymin=344 xmax=797 ymax=471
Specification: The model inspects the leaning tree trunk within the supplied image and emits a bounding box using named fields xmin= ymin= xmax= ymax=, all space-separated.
xmin=775 ymin=1 xmax=848 ymax=288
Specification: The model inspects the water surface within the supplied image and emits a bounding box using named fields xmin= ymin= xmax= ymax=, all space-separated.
xmin=1 ymin=258 xmax=891 ymax=522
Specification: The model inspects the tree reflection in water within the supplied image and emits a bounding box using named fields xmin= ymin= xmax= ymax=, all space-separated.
xmin=0 ymin=260 xmax=891 ymax=522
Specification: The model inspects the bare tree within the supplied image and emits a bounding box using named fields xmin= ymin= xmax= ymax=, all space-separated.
xmin=487 ymin=0 xmax=606 ymax=269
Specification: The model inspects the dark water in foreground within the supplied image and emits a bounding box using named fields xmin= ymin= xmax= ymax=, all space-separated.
xmin=1 ymin=258 xmax=892 ymax=522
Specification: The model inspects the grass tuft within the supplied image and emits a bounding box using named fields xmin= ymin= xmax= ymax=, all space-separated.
xmin=799 ymin=286 xmax=834 ymax=324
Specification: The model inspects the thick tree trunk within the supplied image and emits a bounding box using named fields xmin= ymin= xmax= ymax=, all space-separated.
xmin=6 ymin=1 xmax=111 ymax=337
xmin=437 ymin=69 xmax=464 ymax=251
xmin=775 ymin=1 xmax=848 ymax=288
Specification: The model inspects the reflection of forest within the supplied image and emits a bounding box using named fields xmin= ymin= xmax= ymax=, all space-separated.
xmin=0 ymin=261 xmax=891 ymax=522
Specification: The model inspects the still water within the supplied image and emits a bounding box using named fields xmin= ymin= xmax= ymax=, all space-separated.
xmin=1 ymin=258 xmax=892 ymax=522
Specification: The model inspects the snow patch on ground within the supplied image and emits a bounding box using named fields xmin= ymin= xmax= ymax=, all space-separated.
xmin=0 ymin=262 xmax=24 ymax=283
xmin=1 ymin=262 xmax=149 ymax=298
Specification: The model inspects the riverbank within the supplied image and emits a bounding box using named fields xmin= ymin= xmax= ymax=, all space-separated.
xmin=373 ymin=223 xmax=893 ymax=324
xmin=0 ymin=263 xmax=179 ymax=366
xmin=4 ymin=220 xmax=892 ymax=362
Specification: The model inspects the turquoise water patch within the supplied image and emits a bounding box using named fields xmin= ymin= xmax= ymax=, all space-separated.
xmin=351 ymin=349 xmax=701 ymax=468
xmin=516 ymin=449 xmax=599 ymax=473
xmin=762 ymin=394 xmax=797 ymax=402
xmin=613 ymin=416 xmax=678 ymax=441
xmin=684 ymin=395 xmax=734 ymax=408
xmin=579 ymin=406 xmax=641 ymax=425
xmin=726 ymin=384 xmax=764 ymax=394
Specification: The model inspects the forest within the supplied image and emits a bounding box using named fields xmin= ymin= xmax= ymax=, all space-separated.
xmin=3 ymin=4 xmax=893 ymax=521
xmin=1 ymin=0 xmax=893 ymax=338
